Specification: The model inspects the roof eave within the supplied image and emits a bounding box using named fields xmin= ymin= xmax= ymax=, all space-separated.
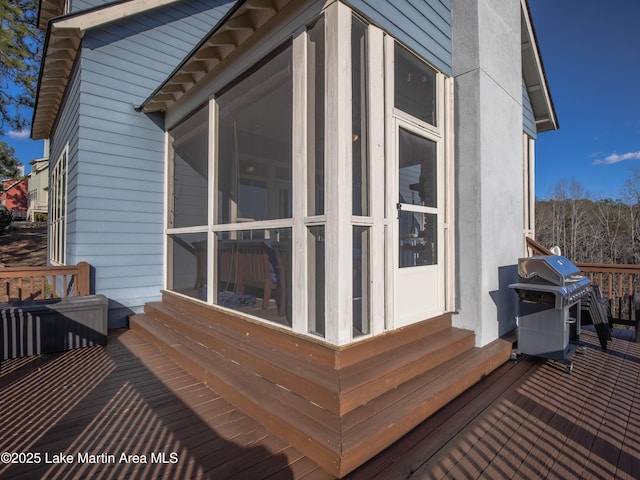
xmin=38 ymin=0 xmax=65 ymax=31
xmin=140 ymin=0 xmax=298 ymax=113
xmin=31 ymin=24 xmax=82 ymax=140
xmin=32 ymin=0 xmax=184 ymax=140
xmin=521 ymin=0 xmax=558 ymax=133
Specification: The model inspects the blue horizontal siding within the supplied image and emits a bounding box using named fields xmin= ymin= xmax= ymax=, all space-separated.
xmin=76 ymin=183 xmax=163 ymax=203
xmin=70 ymin=0 xmax=113 ymax=13
xmin=65 ymin=1 xmax=236 ymax=326
xmin=83 ymin=2 xmax=232 ymax=99
xmin=50 ymin=61 xmax=81 ymax=265
xmin=73 ymin=196 xmax=163 ymax=215
xmin=78 ymin=129 xmax=165 ymax=156
xmin=77 ymin=160 xmax=163 ymax=182
xmin=103 ymin=286 xmax=165 ymax=302
xmin=78 ymin=137 xmax=164 ymax=160
xmin=74 ymin=242 xmax=163 ymax=256
xmin=81 ymin=59 xmax=171 ymax=98
xmin=346 ymin=0 xmax=452 ymax=75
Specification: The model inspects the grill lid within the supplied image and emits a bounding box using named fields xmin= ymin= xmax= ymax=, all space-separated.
xmin=517 ymin=255 xmax=583 ymax=287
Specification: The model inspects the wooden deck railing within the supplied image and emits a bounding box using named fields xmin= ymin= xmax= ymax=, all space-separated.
xmin=575 ymin=263 xmax=640 ymax=325
xmin=0 ymin=262 xmax=90 ymax=303
xmin=525 ymin=237 xmax=639 ymax=335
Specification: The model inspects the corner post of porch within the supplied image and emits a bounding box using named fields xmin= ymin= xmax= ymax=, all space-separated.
xmin=324 ymin=2 xmax=353 ymax=345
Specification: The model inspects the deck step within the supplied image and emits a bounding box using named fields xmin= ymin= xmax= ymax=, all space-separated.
xmin=131 ymin=313 xmax=342 ymax=469
xmin=130 ymin=294 xmax=511 ymax=478
xmin=340 ymin=339 xmax=512 ymax=474
xmin=139 ymin=300 xmax=475 ymax=415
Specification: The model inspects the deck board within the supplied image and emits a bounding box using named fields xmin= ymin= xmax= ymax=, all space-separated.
xmin=0 ymin=329 xmax=303 ymax=480
xmin=346 ymin=327 xmax=640 ymax=480
xmin=1 ymin=326 xmax=640 ymax=479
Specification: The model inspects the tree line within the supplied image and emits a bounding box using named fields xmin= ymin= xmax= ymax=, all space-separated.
xmin=535 ymin=173 xmax=640 ymax=265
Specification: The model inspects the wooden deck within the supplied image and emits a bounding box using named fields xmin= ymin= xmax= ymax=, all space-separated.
xmin=1 ymin=327 xmax=639 ymax=479
xmin=130 ymin=293 xmax=512 ymax=476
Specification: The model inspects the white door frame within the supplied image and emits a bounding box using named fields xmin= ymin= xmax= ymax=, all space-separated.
xmin=391 ymin=116 xmax=445 ymax=327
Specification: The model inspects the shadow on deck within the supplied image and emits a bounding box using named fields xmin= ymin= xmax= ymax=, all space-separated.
xmin=0 ymin=330 xmax=308 ymax=480
xmin=1 ymin=327 xmax=639 ymax=479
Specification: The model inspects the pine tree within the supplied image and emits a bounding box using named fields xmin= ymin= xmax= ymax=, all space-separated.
xmin=0 ymin=0 xmax=42 ymax=135
xmin=0 ymin=141 xmax=21 ymax=179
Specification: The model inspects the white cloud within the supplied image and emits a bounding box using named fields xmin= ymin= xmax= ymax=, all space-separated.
xmin=593 ymin=151 xmax=640 ymax=165
xmin=7 ymin=129 xmax=31 ymax=140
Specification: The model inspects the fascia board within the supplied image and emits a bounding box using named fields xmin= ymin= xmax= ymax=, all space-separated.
xmin=52 ymin=0 xmax=183 ymax=31
xmin=521 ymin=0 xmax=558 ymax=132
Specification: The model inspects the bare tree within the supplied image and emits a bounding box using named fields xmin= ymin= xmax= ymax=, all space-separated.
xmin=535 ymin=177 xmax=634 ymax=265
xmin=567 ymin=179 xmax=589 ymax=261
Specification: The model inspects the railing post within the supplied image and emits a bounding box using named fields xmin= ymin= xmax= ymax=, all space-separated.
xmin=77 ymin=262 xmax=90 ymax=296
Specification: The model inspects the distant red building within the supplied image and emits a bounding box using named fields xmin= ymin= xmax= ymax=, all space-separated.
xmin=1 ymin=178 xmax=29 ymax=220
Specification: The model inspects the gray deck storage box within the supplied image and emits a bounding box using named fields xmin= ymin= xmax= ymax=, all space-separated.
xmin=1 ymin=294 xmax=108 ymax=360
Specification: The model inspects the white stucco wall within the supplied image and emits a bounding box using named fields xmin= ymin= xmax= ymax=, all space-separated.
xmin=452 ymin=0 xmax=524 ymax=346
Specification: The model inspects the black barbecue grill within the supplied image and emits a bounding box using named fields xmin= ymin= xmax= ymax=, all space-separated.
xmin=509 ymin=255 xmax=608 ymax=371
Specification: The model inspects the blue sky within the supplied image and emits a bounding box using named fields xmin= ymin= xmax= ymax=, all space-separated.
xmin=529 ymin=0 xmax=640 ymax=200
xmin=3 ymin=1 xmax=639 ymax=199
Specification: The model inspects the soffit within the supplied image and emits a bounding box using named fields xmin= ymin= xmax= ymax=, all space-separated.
xmin=140 ymin=0 xmax=295 ymax=113
xmin=32 ymin=0 xmax=183 ymax=140
xmin=521 ymin=0 xmax=558 ymax=132
xmin=38 ymin=0 xmax=66 ymax=30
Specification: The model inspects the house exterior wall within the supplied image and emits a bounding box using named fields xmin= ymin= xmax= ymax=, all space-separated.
xmin=28 ymin=160 xmax=49 ymax=219
xmin=69 ymin=0 xmax=112 ymax=13
xmin=452 ymin=0 xmax=523 ymax=346
xmin=49 ymin=0 xmax=235 ymax=327
xmin=1 ymin=179 xmax=29 ymax=215
xmin=49 ymin=57 xmax=80 ymax=265
xmin=44 ymin=0 xmax=548 ymax=340
xmin=344 ymin=0 xmax=452 ymax=74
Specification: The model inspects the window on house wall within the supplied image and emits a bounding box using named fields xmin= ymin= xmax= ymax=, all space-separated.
xmin=307 ymin=225 xmax=325 ymax=336
xmin=307 ymin=17 xmax=325 ymax=217
xmin=352 ymin=16 xmax=369 ymax=217
xmin=351 ymin=14 xmax=371 ymax=338
xmin=523 ymin=134 xmax=535 ymax=242
xmin=29 ymin=189 xmax=37 ymax=210
xmin=169 ymin=106 xmax=209 ymax=229
xmin=398 ymin=128 xmax=438 ymax=267
xmin=213 ymin=42 xmax=293 ymax=327
xmin=168 ymin=232 xmax=208 ymax=299
xmin=166 ymin=105 xmax=209 ymax=301
xmin=394 ymin=43 xmax=437 ymax=126
xmin=394 ymin=44 xmax=442 ymax=271
xmin=306 ymin=16 xmax=327 ymax=337
xmin=217 ymin=44 xmax=293 ymax=225
xmin=50 ymin=148 xmax=68 ymax=265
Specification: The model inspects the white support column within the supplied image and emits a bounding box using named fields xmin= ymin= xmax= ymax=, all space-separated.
xmin=163 ymin=130 xmax=170 ymax=291
xmin=444 ymin=76 xmax=456 ymax=313
xmin=325 ymin=2 xmax=353 ymax=345
xmin=207 ymin=99 xmax=216 ymax=305
xmin=528 ymin=137 xmax=536 ymax=240
xmin=383 ymin=34 xmax=396 ymax=329
xmin=292 ymin=27 xmax=308 ymax=334
xmin=367 ymin=25 xmax=385 ymax=335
